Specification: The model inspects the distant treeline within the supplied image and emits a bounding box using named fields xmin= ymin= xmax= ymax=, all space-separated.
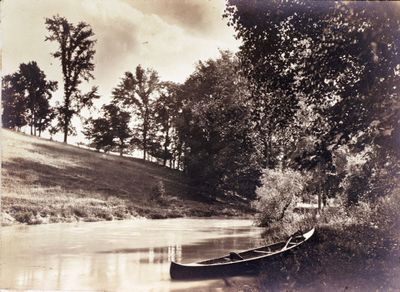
xmin=2 ymin=1 xmax=399 ymax=208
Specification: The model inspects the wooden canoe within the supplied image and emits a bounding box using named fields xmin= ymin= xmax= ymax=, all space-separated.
xmin=170 ymin=227 xmax=315 ymax=280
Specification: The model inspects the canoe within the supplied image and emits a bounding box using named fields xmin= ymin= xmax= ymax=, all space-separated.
xmin=170 ymin=227 xmax=315 ymax=280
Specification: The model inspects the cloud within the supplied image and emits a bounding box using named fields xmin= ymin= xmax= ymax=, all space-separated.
xmin=1 ymin=0 xmax=239 ymax=143
xmin=2 ymin=0 xmax=240 ymax=102
xmin=122 ymin=0 xmax=226 ymax=37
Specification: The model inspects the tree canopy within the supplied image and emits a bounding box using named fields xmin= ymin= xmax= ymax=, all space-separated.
xmin=152 ymin=82 xmax=183 ymax=167
xmin=2 ymin=61 xmax=57 ymax=136
xmin=225 ymin=0 xmax=400 ymax=204
xmin=112 ymin=66 xmax=160 ymax=160
xmin=177 ymin=51 xmax=262 ymax=199
xmin=45 ymin=15 xmax=99 ymax=143
xmin=84 ymin=103 xmax=132 ymax=155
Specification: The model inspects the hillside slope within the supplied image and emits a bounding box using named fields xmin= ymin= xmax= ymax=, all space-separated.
xmin=1 ymin=130 xmax=244 ymax=225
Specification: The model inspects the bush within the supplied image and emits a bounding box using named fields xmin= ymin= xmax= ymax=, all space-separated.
xmin=253 ymin=168 xmax=310 ymax=227
xmin=150 ymin=180 xmax=166 ymax=201
xmin=371 ymin=185 xmax=400 ymax=233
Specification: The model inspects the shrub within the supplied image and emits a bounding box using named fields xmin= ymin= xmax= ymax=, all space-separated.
xmin=253 ymin=168 xmax=310 ymax=227
xmin=150 ymin=180 xmax=166 ymax=201
xmin=371 ymin=185 xmax=400 ymax=233
xmin=72 ymin=205 xmax=89 ymax=217
xmin=14 ymin=211 xmax=35 ymax=224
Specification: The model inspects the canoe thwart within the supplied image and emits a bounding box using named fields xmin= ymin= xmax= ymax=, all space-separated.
xmin=254 ymin=250 xmax=274 ymax=254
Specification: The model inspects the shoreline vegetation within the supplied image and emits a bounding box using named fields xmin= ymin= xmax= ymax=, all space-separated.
xmin=2 ymin=129 xmax=399 ymax=290
xmin=250 ymin=207 xmax=400 ymax=291
xmin=1 ymin=129 xmax=252 ymax=226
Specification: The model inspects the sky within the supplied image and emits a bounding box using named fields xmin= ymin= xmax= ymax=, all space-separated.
xmin=1 ymin=0 xmax=240 ymax=143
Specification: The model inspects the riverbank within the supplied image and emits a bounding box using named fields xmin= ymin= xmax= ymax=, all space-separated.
xmin=248 ymin=188 xmax=400 ymax=291
xmin=1 ymin=129 xmax=252 ymax=226
xmin=1 ymin=191 xmax=249 ymax=226
xmin=250 ymin=224 xmax=399 ymax=291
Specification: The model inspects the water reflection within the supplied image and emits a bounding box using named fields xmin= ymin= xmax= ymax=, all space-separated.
xmin=0 ymin=218 xmax=263 ymax=291
xmin=168 ymin=244 xmax=182 ymax=263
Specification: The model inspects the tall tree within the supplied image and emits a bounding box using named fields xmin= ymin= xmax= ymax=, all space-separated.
xmin=1 ymin=62 xmax=57 ymax=135
xmin=45 ymin=15 xmax=99 ymax=143
xmin=178 ymin=51 xmax=262 ymax=199
xmin=153 ymin=82 xmax=182 ymax=166
xmin=112 ymin=65 xmax=160 ymax=160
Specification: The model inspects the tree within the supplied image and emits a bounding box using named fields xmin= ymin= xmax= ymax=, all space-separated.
xmin=45 ymin=15 xmax=99 ymax=143
xmin=107 ymin=104 xmax=132 ymax=156
xmin=84 ymin=103 xmax=132 ymax=156
xmin=1 ymin=75 xmax=27 ymax=130
xmin=1 ymin=62 xmax=57 ymax=135
xmin=153 ymin=82 xmax=182 ymax=166
xmin=18 ymin=62 xmax=57 ymax=136
xmin=84 ymin=116 xmax=114 ymax=153
xmin=225 ymin=1 xmax=400 ymax=204
xmin=112 ymin=66 xmax=160 ymax=160
xmin=35 ymin=103 xmax=56 ymax=137
xmin=177 ymin=51 xmax=262 ymax=199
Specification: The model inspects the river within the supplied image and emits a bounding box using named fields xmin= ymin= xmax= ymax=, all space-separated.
xmin=0 ymin=218 xmax=264 ymax=291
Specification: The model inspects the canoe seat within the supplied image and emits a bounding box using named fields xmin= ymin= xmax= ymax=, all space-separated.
xmin=229 ymin=252 xmax=244 ymax=261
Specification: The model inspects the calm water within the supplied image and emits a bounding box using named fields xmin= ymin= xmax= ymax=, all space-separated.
xmin=0 ymin=218 xmax=264 ymax=291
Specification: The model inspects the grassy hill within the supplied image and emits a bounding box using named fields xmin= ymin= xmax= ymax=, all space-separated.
xmin=1 ymin=129 xmax=246 ymax=225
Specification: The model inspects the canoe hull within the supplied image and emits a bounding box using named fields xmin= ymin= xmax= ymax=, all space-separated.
xmin=170 ymin=252 xmax=279 ymax=279
xmin=170 ymin=228 xmax=315 ymax=280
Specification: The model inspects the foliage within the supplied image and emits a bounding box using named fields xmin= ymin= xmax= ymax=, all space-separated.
xmin=254 ymin=168 xmax=310 ymax=227
xmin=225 ymin=0 xmax=400 ymax=205
xmin=45 ymin=15 xmax=99 ymax=143
xmin=84 ymin=103 xmax=132 ymax=155
xmin=252 ymin=182 xmax=400 ymax=291
xmin=1 ymin=62 xmax=57 ymax=136
xmin=177 ymin=51 xmax=262 ymax=199
xmin=152 ymin=82 xmax=183 ymax=166
xmin=84 ymin=116 xmax=114 ymax=153
xmin=112 ymin=66 xmax=160 ymax=160
xmin=2 ymin=75 xmax=28 ymax=130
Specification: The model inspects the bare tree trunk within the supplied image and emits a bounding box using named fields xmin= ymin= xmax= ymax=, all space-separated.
xmin=143 ymin=124 xmax=147 ymax=160
xmin=317 ymin=164 xmax=322 ymax=214
xmin=63 ymin=123 xmax=68 ymax=143
xmin=163 ymin=130 xmax=169 ymax=166
xmin=318 ymin=191 xmax=322 ymax=213
xmin=63 ymin=94 xmax=71 ymax=143
xmin=30 ymin=112 xmax=34 ymax=135
xmin=119 ymin=141 xmax=123 ymax=157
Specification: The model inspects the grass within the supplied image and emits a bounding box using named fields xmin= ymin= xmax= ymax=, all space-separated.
xmin=1 ymin=129 xmax=248 ymax=225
